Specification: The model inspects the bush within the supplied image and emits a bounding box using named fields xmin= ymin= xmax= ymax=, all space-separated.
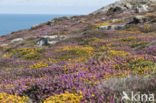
xmin=4 ymin=48 xmax=43 ymax=60
xmin=54 ymin=46 xmax=94 ymax=62
xmin=44 ymin=91 xmax=83 ymax=103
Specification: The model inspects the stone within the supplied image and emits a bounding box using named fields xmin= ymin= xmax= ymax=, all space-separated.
xmin=128 ymin=15 xmax=147 ymax=24
xmin=31 ymin=24 xmax=40 ymax=29
xmin=112 ymin=19 xmax=123 ymax=23
xmin=11 ymin=38 xmax=24 ymax=43
xmin=92 ymin=0 xmax=152 ymax=15
xmin=98 ymin=24 xmax=125 ymax=30
xmin=1 ymin=44 xmax=8 ymax=47
xmin=47 ymin=20 xmax=55 ymax=26
xmin=36 ymin=35 xmax=66 ymax=46
xmin=107 ymin=6 xmax=123 ymax=15
xmin=136 ymin=5 xmax=149 ymax=13
xmin=124 ymin=3 xmax=133 ymax=9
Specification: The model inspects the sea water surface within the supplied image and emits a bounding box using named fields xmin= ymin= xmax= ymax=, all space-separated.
xmin=0 ymin=14 xmax=71 ymax=36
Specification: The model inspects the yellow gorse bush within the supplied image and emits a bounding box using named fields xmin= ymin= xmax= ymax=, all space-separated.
xmin=0 ymin=93 xmax=29 ymax=103
xmin=94 ymin=22 xmax=111 ymax=27
xmin=55 ymin=46 xmax=94 ymax=62
xmin=44 ymin=91 xmax=83 ymax=103
xmin=107 ymin=50 xmax=130 ymax=56
xmin=29 ymin=61 xmax=48 ymax=69
xmin=103 ymin=71 xmax=130 ymax=81
xmin=4 ymin=48 xmax=42 ymax=59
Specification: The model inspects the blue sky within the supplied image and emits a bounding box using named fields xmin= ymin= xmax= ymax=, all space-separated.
xmin=0 ymin=0 xmax=118 ymax=14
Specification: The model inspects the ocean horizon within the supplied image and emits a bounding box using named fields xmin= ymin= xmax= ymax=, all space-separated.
xmin=0 ymin=14 xmax=73 ymax=36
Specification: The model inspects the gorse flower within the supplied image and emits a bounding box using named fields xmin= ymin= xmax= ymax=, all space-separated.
xmin=54 ymin=46 xmax=94 ymax=62
xmin=0 ymin=93 xmax=29 ymax=103
xmin=29 ymin=61 xmax=48 ymax=69
xmin=44 ymin=91 xmax=83 ymax=103
xmin=3 ymin=48 xmax=43 ymax=60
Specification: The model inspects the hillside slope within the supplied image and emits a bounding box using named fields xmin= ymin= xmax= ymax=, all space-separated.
xmin=0 ymin=0 xmax=156 ymax=102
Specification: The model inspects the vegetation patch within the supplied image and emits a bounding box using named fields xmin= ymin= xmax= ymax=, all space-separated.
xmin=3 ymin=48 xmax=44 ymax=60
xmin=0 ymin=93 xmax=29 ymax=103
xmin=44 ymin=91 xmax=83 ymax=103
xmin=94 ymin=22 xmax=111 ymax=27
xmin=29 ymin=61 xmax=49 ymax=69
xmin=54 ymin=46 xmax=94 ymax=62
xmin=106 ymin=50 xmax=130 ymax=57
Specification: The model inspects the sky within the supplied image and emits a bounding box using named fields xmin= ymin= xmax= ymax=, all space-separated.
xmin=0 ymin=0 xmax=119 ymax=14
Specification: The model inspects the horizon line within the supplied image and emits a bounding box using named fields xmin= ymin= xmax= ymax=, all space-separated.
xmin=0 ymin=13 xmax=87 ymax=15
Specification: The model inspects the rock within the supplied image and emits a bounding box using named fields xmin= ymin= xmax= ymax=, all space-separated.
xmin=92 ymin=0 xmax=152 ymax=15
xmin=124 ymin=3 xmax=133 ymax=9
xmin=112 ymin=19 xmax=122 ymax=23
xmin=106 ymin=6 xmax=123 ymax=15
xmin=31 ymin=24 xmax=40 ymax=29
xmin=11 ymin=38 xmax=24 ymax=43
xmin=36 ymin=38 xmax=49 ymax=46
xmin=98 ymin=24 xmax=126 ymax=30
xmin=47 ymin=20 xmax=55 ymax=26
xmin=36 ymin=35 xmax=66 ymax=46
xmin=1 ymin=44 xmax=8 ymax=47
xmin=128 ymin=15 xmax=147 ymax=24
xmin=101 ymin=17 xmax=106 ymax=21
xmin=136 ymin=5 xmax=149 ymax=13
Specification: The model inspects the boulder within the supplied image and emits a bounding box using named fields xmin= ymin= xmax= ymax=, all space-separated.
xmin=98 ymin=24 xmax=126 ymax=30
xmin=124 ymin=3 xmax=133 ymax=9
xmin=92 ymin=0 xmax=152 ymax=15
xmin=47 ymin=20 xmax=55 ymax=26
xmin=136 ymin=5 xmax=149 ymax=13
xmin=36 ymin=35 xmax=66 ymax=46
xmin=31 ymin=24 xmax=40 ymax=29
xmin=128 ymin=15 xmax=148 ymax=24
xmin=106 ymin=6 xmax=123 ymax=15
xmin=112 ymin=18 xmax=123 ymax=23
xmin=11 ymin=38 xmax=24 ymax=43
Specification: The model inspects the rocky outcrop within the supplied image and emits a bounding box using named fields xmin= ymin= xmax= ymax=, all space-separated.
xmin=92 ymin=0 xmax=154 ymax=15
xmin=36 ymin=35 xmax=66 ymax=46
xmin=98 ymin=24 xmax=126 ymax=30
xmin=127 ymin=15 xmax=148 ymax=24
xmin=11 ymin=38 xmax=24 ymax=43
xmin=136 ymin=4 xmax=149 ymax=13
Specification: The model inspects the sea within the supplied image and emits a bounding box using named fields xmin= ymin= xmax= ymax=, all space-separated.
xmin=0 ymin=14 xmax=72 ymax=36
